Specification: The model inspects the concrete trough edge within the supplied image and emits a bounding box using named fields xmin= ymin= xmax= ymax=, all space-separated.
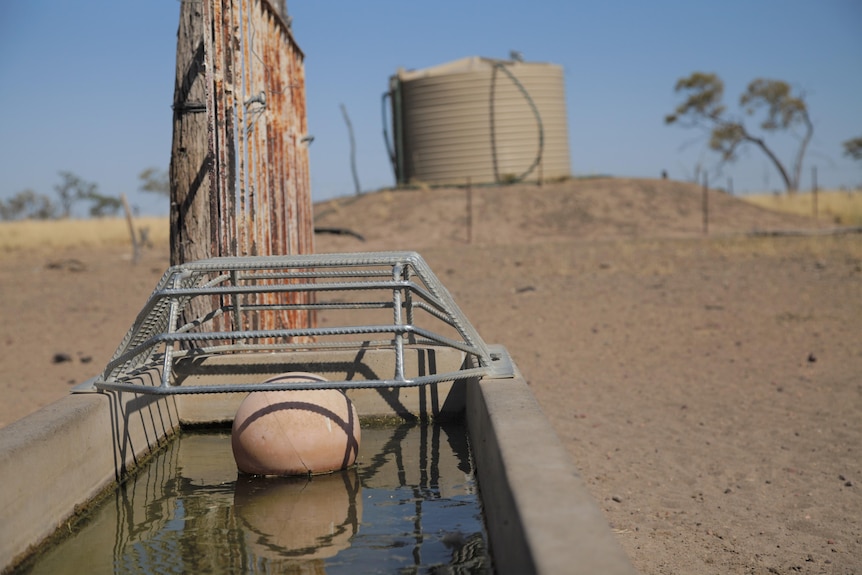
xmin=0 ymin=392 xmax=180 ymax=573
xmin=467 ymin=375 xmax=637 ymax=574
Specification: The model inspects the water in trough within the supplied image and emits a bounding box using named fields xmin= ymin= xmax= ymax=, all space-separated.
xmin=16 ymin=422 xmax=492 ymax=574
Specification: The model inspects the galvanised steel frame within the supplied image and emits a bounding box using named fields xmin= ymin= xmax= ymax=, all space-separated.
xmin=80 ymin=252 xmax=512 ymax=395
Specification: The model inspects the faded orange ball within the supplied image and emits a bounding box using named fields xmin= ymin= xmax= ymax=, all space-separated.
xmin=231 ymin=373 xmax=361 ymax=476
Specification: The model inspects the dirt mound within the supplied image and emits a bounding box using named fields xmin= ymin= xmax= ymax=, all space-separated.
xmin=313 ymin=177 xmax=818 ymax=252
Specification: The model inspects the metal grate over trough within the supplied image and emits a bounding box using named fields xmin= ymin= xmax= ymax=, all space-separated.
xmin=76 ymin=252 xmax=513 ymax=395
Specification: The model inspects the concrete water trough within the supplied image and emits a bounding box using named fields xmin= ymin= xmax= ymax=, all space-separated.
xmin=0 ymin=252 xmax=635 ymax=574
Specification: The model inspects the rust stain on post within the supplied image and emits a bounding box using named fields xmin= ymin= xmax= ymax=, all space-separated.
xmin=182 ymin=0 xmax=314 ymax=336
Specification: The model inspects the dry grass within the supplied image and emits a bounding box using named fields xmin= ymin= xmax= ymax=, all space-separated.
xmin=742 ymin=189 xmax=862 ymax=226
xmin=0 ymin=217 xmax=169 ymax=252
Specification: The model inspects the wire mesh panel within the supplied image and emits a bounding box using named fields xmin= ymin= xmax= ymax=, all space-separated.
xmin=86 ymin=253 xmax=512 ymax=395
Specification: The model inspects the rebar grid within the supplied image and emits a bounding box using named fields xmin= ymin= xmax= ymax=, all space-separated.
xmin=83 ymin=252 xmax=510 ymax=395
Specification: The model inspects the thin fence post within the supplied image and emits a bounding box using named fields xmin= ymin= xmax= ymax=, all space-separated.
xmin=120 ymin=193 xmax=140 ymax=264
xmin=702 ymin=173 xmax=709 ymax=235
xmin=466 ymin=177 xmax=473 ymax=244
xmin=341 ymin=103 xmax=361 ymax=196
xmin=812 ymin=166 xmax=818 ymax=221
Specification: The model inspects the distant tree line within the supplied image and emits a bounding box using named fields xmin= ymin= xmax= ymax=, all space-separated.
xmin=0 ymin=168 xmax=169 ymax=221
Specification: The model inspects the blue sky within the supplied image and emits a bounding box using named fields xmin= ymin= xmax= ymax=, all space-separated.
xmin=1 ymin=0 xmax=860 ymax=216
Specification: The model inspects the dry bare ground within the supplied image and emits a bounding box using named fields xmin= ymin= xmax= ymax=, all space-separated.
xmin=1 ymin=178 xmax=860 ymax=574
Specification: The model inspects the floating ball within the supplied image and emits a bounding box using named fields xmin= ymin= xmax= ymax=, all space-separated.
xmin=231 ymin=373 xmax=361 ymax=476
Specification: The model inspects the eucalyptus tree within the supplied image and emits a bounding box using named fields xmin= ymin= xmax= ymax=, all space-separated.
xmin=666 ymin=72 xmax=813 ymax=193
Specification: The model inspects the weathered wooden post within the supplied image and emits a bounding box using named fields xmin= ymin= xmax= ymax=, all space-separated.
xmin=169 ymin=0 xmax=314 ymax=333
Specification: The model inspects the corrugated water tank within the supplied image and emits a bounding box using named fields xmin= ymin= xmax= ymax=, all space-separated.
xmin=385 ymin=56 xmax=570 ymax=186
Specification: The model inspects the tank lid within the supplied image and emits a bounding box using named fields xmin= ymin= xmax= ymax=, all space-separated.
xmin=395 ymin=55 xmax=557 ymax=82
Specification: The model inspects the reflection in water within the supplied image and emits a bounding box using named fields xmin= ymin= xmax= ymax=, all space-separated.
xmin=234 ymin=470 xmax=362 ymax=565
xmin=16 ymin=423 xmax=490 ymax=574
